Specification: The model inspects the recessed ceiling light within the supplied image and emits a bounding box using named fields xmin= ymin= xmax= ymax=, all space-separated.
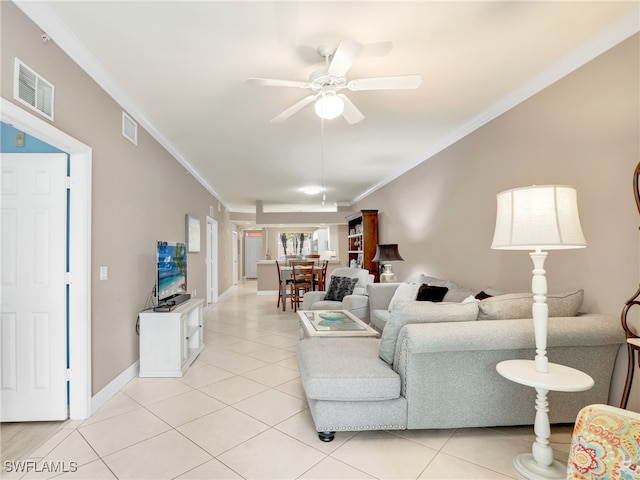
xmin=302 ymin=186 xmax=322 ymax=195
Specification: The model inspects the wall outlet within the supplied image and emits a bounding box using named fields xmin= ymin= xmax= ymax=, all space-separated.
xmin=99 ymin=266 xmax=108 ymax=281
xmin=192 ymin=289 xmax=196 ymax=297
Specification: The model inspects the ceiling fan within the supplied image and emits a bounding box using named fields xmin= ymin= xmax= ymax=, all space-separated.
xmin=246 ymin=39 xmax=422 ymax=124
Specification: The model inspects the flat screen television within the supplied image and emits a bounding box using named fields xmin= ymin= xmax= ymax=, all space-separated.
xmin=156 ymin=241 xmax=188 ymax=305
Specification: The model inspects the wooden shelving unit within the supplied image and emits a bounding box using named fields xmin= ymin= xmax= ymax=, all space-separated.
xmin=346 ymin=209 xmax=379 ymax=281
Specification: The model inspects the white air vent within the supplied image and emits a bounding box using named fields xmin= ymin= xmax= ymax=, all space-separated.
xmin=14 ymin=58 xmax=54 ymax=121
xmin=122 ymin=111 xmax=138 ymax=145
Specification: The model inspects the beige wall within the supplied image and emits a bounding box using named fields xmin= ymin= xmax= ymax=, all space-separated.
xmin=355 ymin=34 xmax=640 ymax=409
xmin=1 ymin=3 xmax=233 ymax=394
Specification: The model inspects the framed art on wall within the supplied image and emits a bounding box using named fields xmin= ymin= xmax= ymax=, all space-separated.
xmin=186 ymin=214 xmax=200 ymax=252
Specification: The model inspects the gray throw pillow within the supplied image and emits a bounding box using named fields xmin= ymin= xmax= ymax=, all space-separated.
xmin=379 ymin=299 xmax=479 ymax=364
xmin=477 ymin=290 xmax=584 ymax=320
xmin=324 ymin=276 xmax=359 ymax=302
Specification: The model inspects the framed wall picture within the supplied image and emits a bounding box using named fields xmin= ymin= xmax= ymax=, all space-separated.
xmin=186 ymin=214 xmax=201 ymax=252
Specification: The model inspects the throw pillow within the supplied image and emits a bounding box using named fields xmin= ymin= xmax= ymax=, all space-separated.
xmin=416 ymin=284 xmax=449 ymax=302
xmin=416 ymin=274 xmax=447 ymax=287
xmin=443 ymin=280 xmax=476 ymax=303
xmin=379 ymin=299 xmax=479 ymax=364
xmin=416 ymin=274 xmax=475 ymax=302
xmin=475 ymin=291 xmax=492 ymax=300
xmin=477 ymin=290 xmax=584 ymax=320
xmin=324 ymin=276 xmax=359 ymax=302
xmin=388 ymin=283 xmax=420 ymax=311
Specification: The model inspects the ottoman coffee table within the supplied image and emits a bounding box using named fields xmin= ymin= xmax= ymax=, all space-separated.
xmin=297 ymin=310 xmax=379 ymax=339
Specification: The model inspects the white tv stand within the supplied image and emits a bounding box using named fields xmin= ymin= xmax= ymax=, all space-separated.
xmin=138 ymin=298 xmax=205 ymax=377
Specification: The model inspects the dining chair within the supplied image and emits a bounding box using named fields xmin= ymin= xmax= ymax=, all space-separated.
xmin=620 ymin=285 xmax=640 ymax=409
xmin=318 ymin=260 xmax=329 ymax=291
xmin=275 ymin=260 xmax=294 ymax=310
xmin=285 ymin=254 xmax=298 ymax=266
xmin=305 ymin=254 xmax=321 ymax=265
xmin=291 ymin=260 xmax=315 ymax=311
xmin=305 ymin=255 xmax=322 ymax=289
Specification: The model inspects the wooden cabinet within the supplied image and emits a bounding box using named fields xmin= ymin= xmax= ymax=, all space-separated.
xmin=138 ymin=298 xmax=204 ymax=377
xmin=346 ymin=209 xmax=379 ymax=281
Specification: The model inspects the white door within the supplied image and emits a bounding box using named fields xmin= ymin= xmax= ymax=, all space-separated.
xmin=1 ymin=153 xmax=68 ymax=421
xmin=206 ymin=217 xmax=218 ymax=303
xmin=232 ymin=231 xmax=238 ymax=285
xmin=244 ymin=236 xmax=261 ymax=279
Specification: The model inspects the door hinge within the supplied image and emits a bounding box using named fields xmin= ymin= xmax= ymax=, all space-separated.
xmin=65 ymin=272 xmax=72 ymax=285
xmin=66 ymin=176 xmax=73 ymax=189
xmin=65 ymin=368 xmax=72 ymax=381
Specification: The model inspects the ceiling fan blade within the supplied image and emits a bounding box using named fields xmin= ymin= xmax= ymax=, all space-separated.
xmin=347 ymin=75 xmax=422 ymax=91
xmin=327 ymin=39 xmax=363 ymax=78
xmin=338 ymin=94 xmax=364 ymax=125
xmin=246 ymin=78 xmax=310 ymax=89
xmin=270 ymin=94 xmax=318 ymax=123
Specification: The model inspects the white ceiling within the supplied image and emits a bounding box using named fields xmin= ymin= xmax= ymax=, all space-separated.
xmin=17 ymin=1 xmax=639 ymax=215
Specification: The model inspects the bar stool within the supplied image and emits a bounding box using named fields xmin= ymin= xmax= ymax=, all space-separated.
xmin=620 ymin=284 xmax=640 ymax=409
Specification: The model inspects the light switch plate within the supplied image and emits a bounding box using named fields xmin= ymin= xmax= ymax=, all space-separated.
xmin=99 ymin=266 xmax=108 ymax=281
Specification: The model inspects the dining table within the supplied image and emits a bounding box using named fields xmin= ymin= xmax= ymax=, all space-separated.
xmin=279 ymin=264 xmax=324 ymax=312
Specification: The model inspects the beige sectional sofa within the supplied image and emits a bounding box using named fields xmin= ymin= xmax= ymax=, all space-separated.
xmin=297 ymin=279 xmax=625 ymax=442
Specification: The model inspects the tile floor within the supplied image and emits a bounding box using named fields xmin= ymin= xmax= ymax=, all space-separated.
xmin=3 ymin=280 xmax=574 ymax=479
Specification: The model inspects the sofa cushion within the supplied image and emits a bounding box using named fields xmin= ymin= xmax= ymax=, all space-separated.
xmin=388 ymin=282 xmax=420 ymax=311
xmin=477 ymin=290 xmax=584 ymax=320
xmin=325 ymin=276 xmax=359 ymax=301
xmin=370 ymin=309 xmax=392 ymax=332
xmin=309 ymin=299 xmax=343 ymax=311
xmin=416 ymin=284 xmax=448 ymax=302
xmin=297 ymin=338 xmax=400 ymax=401
xmin=379 ymin=300 xmax=479 ymax=364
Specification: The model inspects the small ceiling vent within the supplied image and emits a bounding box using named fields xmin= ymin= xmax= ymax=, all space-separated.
xmin=122 ymin=111 xmax=137 ymax=145
xmin=14 ymin=58 xmax=54 ymax=121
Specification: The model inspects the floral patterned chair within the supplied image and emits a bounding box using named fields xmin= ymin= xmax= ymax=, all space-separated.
xmin=567 ymin=404 xmax=640 ymax=479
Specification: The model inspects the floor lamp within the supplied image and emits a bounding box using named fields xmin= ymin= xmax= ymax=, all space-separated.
xmin=491 ymin=185 xmax=594 ymax=480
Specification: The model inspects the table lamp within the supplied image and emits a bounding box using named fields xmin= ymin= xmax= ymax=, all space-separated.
xmin=491 ymin=185 xmax=593 ymax=480
xmin=372 ymin=244 xmax=404 ymax=283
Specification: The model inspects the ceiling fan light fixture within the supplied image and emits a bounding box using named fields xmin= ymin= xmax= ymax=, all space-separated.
xmin=315 ymin=94 xmax=344 ymax=120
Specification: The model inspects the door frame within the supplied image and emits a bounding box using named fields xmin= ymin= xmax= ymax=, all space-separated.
xmin=2 ymin=98 xmax=92 ymax=420
xmin=206 ymin=216 xmax=218 ymax=304
xmin=232 ymin=231 xmax=238 ymax=285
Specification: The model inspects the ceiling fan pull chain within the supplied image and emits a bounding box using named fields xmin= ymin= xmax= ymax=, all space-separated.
xmin=321 ymin=118 xmax=326 ymax=205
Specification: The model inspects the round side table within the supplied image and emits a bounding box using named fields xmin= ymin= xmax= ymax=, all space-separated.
xmin=496 ymin=359 xmax=594 ymax=480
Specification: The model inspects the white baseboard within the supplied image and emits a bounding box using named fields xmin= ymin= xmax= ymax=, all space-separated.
xmin=218 ymin=286 xmax=234 ymax=300
xmin=91 ymin=360 xmax=139 ymax=415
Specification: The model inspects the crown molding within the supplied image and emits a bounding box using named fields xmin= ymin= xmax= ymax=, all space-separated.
xmin=13 ymin=0 xmax=228 ymax=210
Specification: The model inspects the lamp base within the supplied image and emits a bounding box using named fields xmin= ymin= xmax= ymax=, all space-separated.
xmin=380 ymin=264 xmax=396 ymax=283
xmin=513 ymin=453 xmax=566 ymax=480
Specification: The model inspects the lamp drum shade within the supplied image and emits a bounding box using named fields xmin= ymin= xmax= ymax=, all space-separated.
xmin=372 ymin=244 xmax=404 ymax=263
xmin=491 ymin=185 xmax=587 ymax=250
